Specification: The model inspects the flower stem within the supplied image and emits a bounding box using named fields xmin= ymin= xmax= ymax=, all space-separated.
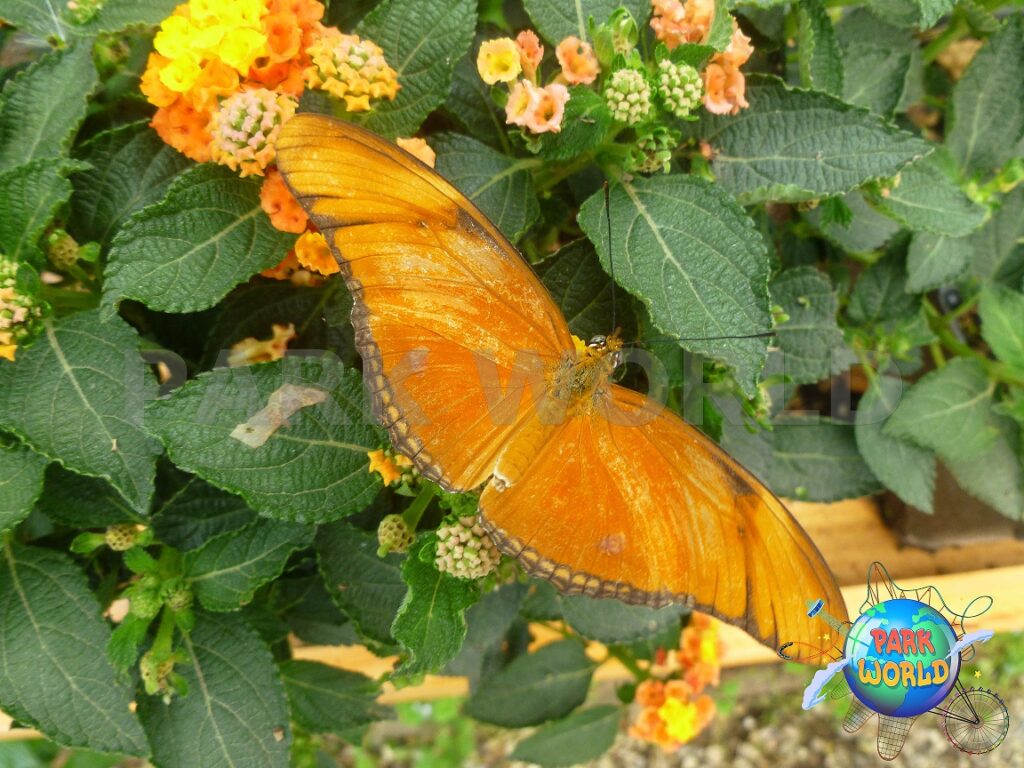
xmin=402 ymin=481 xmax=438 ymax=531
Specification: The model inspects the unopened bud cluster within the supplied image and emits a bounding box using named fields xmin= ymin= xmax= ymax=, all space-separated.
xmin=604 ymin=68 xmax=652 ymax=125
xmin=0 ymin=256 xmax=45 ymax=361
xmin=657 ymin=59 xmax=703 ymax=118
xmin=629 ymin=126 xmax=679 ymax=175
xmin=377 ymin=514 xmax=414 ymax=555
xmin=435 ymin=516 xmax=500 ymax=580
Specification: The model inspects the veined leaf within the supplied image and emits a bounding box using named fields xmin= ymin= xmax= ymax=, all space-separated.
xmin=770 ymin=267 xmax=844 ymax=385
xmin=691 ymin=76 xmax=930 ymax=204
xmin=0 ymin=160 xmax=74 ymax=265
xmin=855 ymin=376 xmax=936 ymax=512
xmin=279 ymin=660 xmax=392 ymax=736
xmin=847 ymin=253 xmax=919 ymax=326
xmin=0 ymin=44 xmax=96 ymax=171
xmin=146 ymin=356 xmax=381 ymax=523
xmin=35 ymin=464 xmax=144 ymax=528
xmin=138 ymin=611 xmax=290 ymax=768
xmin=797 ymin=0 xmax=843 ymax=96
xmin=770 ymin=416 xmax=882 ymax=502
xmin=947 ymin=16 xmax=1024 ymax=176
xmin=444 ymin=53 xmax=508 ymax=149
xmin=185 ymin=520 xmax=315 ymax=611
xmin=354 ymin=0 xmax=476 ymax=137
xmin=433 ymin=132 xmax=540 ymax=242
xmin=0 ymin=310 xmax=160 ymax=514
xmin=906 ymin=233 xmax=971 ymax=293
xmin=152 ymin=465 xmax=256 ymax=551
xmin=0 ymin=0 xmax=70 ymax=41
xmin=445 ymin=583 xmax=528 ymax=685
xmin=510 ymin=706 xmax=621 ymax=767
xmin=0 ymin=442 xmax=48 ymax=532
xmin=392 ymin=536 xmax=479 ymax=674
xmin=316 ymin=523 xmax=405 ymax=647
xmin=945 ymin=416 xmax=1023 ymax=520
xmin=885 ymin=358 xmax=999 ymax=461
xmin=806 ymin=192 xmax=900 ymax=254
xmin=559 ymin=596 xmax=684 ymax=644
xmin=522 ymin=0 xmax=650 ymax=43
xmin=979 ymin=285 xmax=1024 ymax=373
xmin=578 ymin=174 xmax=770 ymax=396
xmin=538 ymin=86 xmax=614 ymax=163
xmin=465 ymin=640 xmax=595 ymax=727
xmin=872 ymin=151 xmax=987 ymax=237
xmin=969 ymin=188 xmax=1024 ymax=287
xmin=837 ymin=9 xmax=913 ymax=118
xmin=74 ymin=0 xmax=180 ymax=35
xmin=104 ymin=165 xmax=294 ymax=314
xmin=0 ymin=542 xmax=149 ymax=756
xmin=70 ymin=122 xmax=190 ymax=249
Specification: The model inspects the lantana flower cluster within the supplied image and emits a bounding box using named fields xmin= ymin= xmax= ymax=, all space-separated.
xmin=475 ymin=0 xmax=753 ymax=174
xmin=141 ymin=0 xmax=419 ymax=291
xmin=627 ymin=612 xmax=724 ymax=751
xmin=0 ymin=255 xmax=46 ymax=362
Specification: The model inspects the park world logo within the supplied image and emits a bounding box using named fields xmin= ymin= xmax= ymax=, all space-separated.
xmin=780 ymin=562 xmax=1010 ymax=761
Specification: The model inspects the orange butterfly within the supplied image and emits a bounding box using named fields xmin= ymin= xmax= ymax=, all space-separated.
xmin=277 ymin=114 xmax=847 ymax=660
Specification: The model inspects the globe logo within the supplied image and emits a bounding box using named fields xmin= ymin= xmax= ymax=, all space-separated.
xmin=843 ymin=598 xmax=960 ymax=717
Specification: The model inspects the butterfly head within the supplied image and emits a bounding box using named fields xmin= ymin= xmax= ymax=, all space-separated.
xmin=583 ymin=330 xmax=623 ymax=367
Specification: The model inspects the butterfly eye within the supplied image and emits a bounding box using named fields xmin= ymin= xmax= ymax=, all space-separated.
xmin=587 ymin=335 xmax=607 ymax=350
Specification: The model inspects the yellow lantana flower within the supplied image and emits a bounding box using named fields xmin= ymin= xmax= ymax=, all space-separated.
xmin=159 ymin=55 xmax=203 ymax=92
xmin=477 ymin=38 xmax=521 ymax=84
xmin=368 ymin=449 xmax=402 ymax=486
xmin=657 ymin=697 xmax=698 ymax=744
xmin=304 ymin=29 xmax=400 ymax=112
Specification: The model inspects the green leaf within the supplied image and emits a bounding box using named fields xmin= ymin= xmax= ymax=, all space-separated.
xmin=138 ymin=611 xmax=290 ymax=768
xmin=836 ymin=9 xmax=913 ymax=118
xmin=945 ymin=416 xmax=1023 ymax=520
xmin=0 ymin=159 xmax=74 ymax=264
xmin=184 ymin=520 xmax=314 ymax=611
xmin=855 ymin=376 xmax=936 ymax=512
xmin=979 ymin=285 xmax=1024 ymax=372
xmin=968 ymin=187 xmax=1024 ymax=286
xmin=906 ymin=232 xmax=970 ymax=293
xmin=465 ymin=640 xmax=595 ymax=727
xmin=509 ymin=706 xmax=621 ymax=767
xmin=0 ymin=310 xmax=160 ymax=514
xmin=69 ymin=122 xmax=190 ymax=250
xmin=74 ymin=0 xmax=180 ymax=35
xmin=770 ymin=267 xmax=844 ymax=385
xmin=445 ymin=583 xmax=528 ymax=684
xmin=444 ymin=53 xmax=507 ymax=149
xmin=271 ymin=575 xmax=353 ymax=646
xmin=104 ymin=165 xmax=294 ymax=314
xmin=947 ymin=16 xmax=1024 ymax=176
xmin=201 ymin=281 xmax=355 ymax=369
xmin=522 ymin=0 xmax=650 ymax=43
xmin=535 ymin=239 xmax=637 ymax=342
xmin=279 ymin=660 xmax=392 ymax=736
xmin=35 ymin=465 xmax=143 ymax=528
xmin=146 ymin=356 xmax=381 ymax=523
xmin=578 ymin=174 xmax=770 ymax=396
xmin=0 ymin=44 xmax=96 ymax=171
xmin=806 ymin=192 xmax=900 ymax=254
xmin=538 ymin=87 xmax=614 ymax=162
xmin=316 ymin=523 xmax=405 ymax=647
xmin=151 ymin=466 xmax=255 ymax=551
xmin=885 ymin=358 xmax=999 ymax=461
xmin=0 ymin=441 xmax=47 ymax=532
xmin=797 ymin=0 xmax=843 ymax=97
xmin=705 ymin=0 xmax=735 ymax=51
xmin=559 ymin=596 xmax=684 ymax=644
xmin=690 ymin=76 xmax=930 ymax=204
xmin=847 ymin=253 xmax=919 ymax=326
xmin=0 ymin=542 xmax=149 ymax=756
xmin=872 ymin=151 xmax=987 ymax=237
xmin=0 ymin=0 xmax=70 ymax=41
xmin=393 ymin=536 xmax=479 ymax=674
xmin=433 ymin=133 xmax=540 ymax=242
xmin=865 ymin=0 xmax=954 ymax=28
xmin=354 ymin=0 xmax=476 ymax=137
xmin=769 ymin=416 xmax=882 ymax=501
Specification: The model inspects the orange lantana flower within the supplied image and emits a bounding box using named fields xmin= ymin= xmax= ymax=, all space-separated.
xmin=260 ymin=169 xmax=308 ymax=233
xmin=294 ymin=231 xmax=338 ymax=275
xmin=555 ymin=36 xmax=600 ymax=85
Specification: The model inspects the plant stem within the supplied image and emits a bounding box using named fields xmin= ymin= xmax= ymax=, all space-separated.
xmin=923 ymin=17 xmax=968 ymax=63
xmin=605 ymin=645 xmax=648 ymax=681
xmin=403 ymin=482 xmax=438 ymax=531
xmin=923 ymin=298 xmax=1024 ymax=386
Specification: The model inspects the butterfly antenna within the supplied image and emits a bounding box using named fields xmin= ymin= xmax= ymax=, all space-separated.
xmin=631 ymin=331 xmax=778 ymax=346
xmin=604 ymin=181 xmax=617 ymax=334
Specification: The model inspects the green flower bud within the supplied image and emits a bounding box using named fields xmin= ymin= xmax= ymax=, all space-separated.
xmin=46 ymin=229 xmax=80 ymax=271
xmin=604 ymin=69 xmax=653 ymax=125
xmin=129 ymin=589 xmax=162 ymax=620
xmin=105 ymin=523 xmax=138 ymax=551
xmin=657 ymin=59 xmax=704 ymax=119
xmin=377 ymin=513 xmax=414 ymax=555
xmin=628 ymin=126 xmax=680 ymax=175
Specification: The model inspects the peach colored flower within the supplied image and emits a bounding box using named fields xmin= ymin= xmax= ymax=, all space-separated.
xmin=260 ymin=251 xmax=322 ymax=286
xmin=260 ymin=169 xmax=308 ymax=233
xmin=650 ymin=0 xmax=715 ymax=49
xmin=228 ymin=323 xmax=296 ymax=366
xmin=702 ymin=60 xmax=748 ymax=114
xmin=150 ymin=99 xmax=213 ymax=163
xmin=477 ymin=37 xmax=521 ymax=84
xmin=515 ymin=30 xmax=543 ymax=81
xmin=505 ymin=79 xmax=536 ymax=126
xmin=555 ymin=36 xmax=599 ymax=85
xmin=525 ymin=82 xmax=569 ymax=134
xmin=396 ymin=137 xmax=436 ymax=167
xmin=635 ymin=679 xmax=666 ymax=708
